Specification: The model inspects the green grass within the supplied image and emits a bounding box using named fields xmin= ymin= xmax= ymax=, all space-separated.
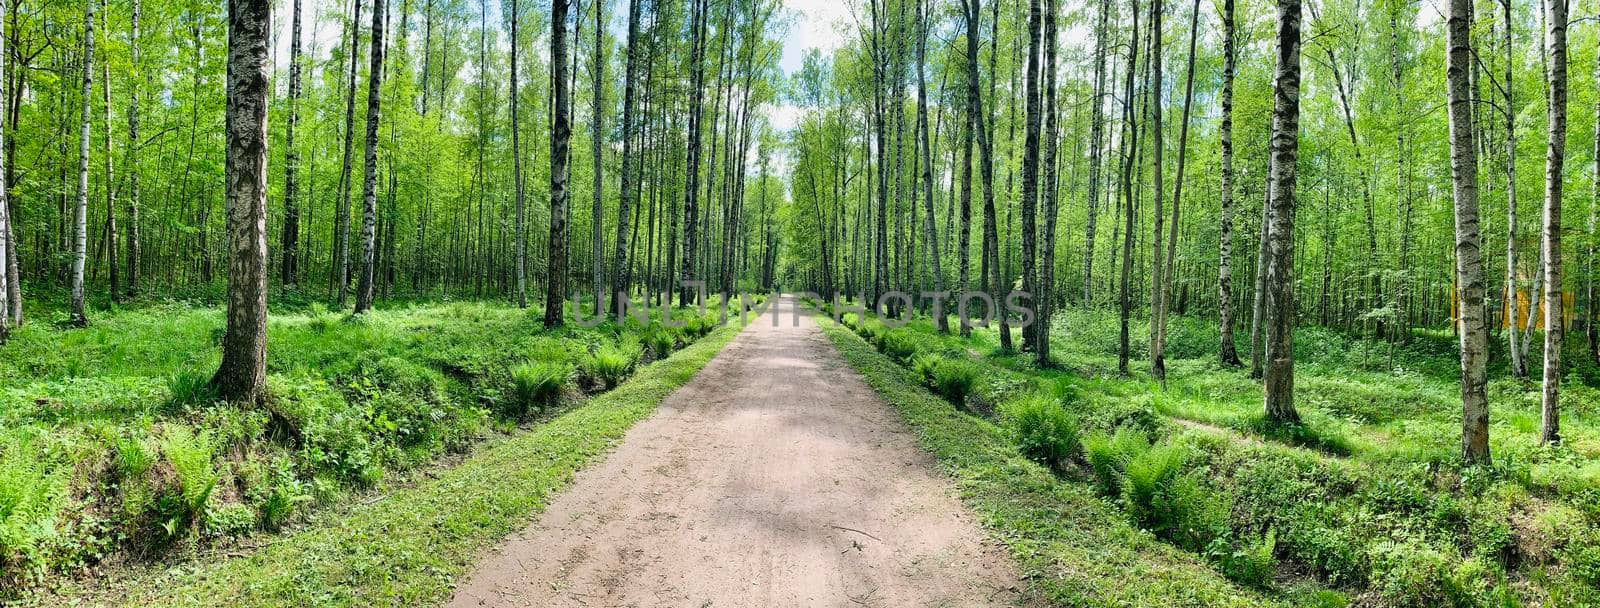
xmin=817 ymin=319 xmax=1301 ymax=608
xmin=25 ymin=318 xmax=743 ymax=607
xmin=827 ymin=307 xmax=1600 ymax=607
xmin=0 ymin=299 xmax=718 ymax=599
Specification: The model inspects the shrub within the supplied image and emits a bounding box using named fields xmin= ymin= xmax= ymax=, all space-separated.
xmin=584 ymin=344 xmax=639 ymax=389
xmin=1213 ymin=529 xmax=1277 ymax=589
xmin=510 ymin=362 xmax=573 ymax=413
xmin=160 ymin=426 xmax=219 ymax=533
xmin=1121 ymin=442 xmax=1190 ymax=532
xmin=114 ymin=434 xmax=155 ymax=481
xmin=878 ymin=331 xmax=919 ymax=363
xmin=1082 ymin=426 xmax=1150 ymax=496
xmin=1002 ymin=395 xmax=1079 ymax=470
xmin=0 ymin=442 xmax=66 ymax=589
xmin=644 ymin=329 xmax=677 ymax=359
xmin=1369 ymin=540 xmax=1483 ymax=608
xmin=929 ymin=359 xmax=981 ymax=406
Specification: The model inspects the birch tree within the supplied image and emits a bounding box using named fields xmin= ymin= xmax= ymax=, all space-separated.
xmin=212 ymin=0 xmax=271 ymax=403
xmin=1445 ymin=0 xmax=1489 ymax=463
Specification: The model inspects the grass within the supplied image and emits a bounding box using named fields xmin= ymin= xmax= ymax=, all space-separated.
xmin=23 ymin=316 xmax=744 ymax=607
xmin=817 ymin=318 xmax=1302 ymax=607
xmin=0 ymin=298 xmax=718 ymax=600
xmin=821 ymin=304 xmax=1600 ymax=606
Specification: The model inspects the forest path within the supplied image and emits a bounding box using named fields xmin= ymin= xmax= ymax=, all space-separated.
xmin=445 ymin=296 xmax=1033 ymax=607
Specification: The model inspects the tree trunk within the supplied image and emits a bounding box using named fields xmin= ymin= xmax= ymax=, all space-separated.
xmin=212 ymin=0 xmax=271 ymax=404
xmin=1218 ymin=0 xmax=1241 ymax=366
xmin=0 ymin=0 xmax=8 ymax=342
xmin=590 ymin=0 xmax=604 ymax=316
xmin=1017 ymin=0 xmax=1042 ymax=359
xmin=676 ymin=0 xmax=707 ymax=308
xmin=965 ymin=0 xmax=1004 ymax=348
xmin=1445 ymin=0 xmax=1490 ymax=463
xmin=354 ymin=0 xmax=385 ymax=314
xmin=335 ymin=0 xmax=362 ymax=306
xmin=1503 ymin=0 xmax=1525 ymax=378
xmin=1158 ymin=0 xmax=1202 ymax=382
xmin=1539 ymin=0 xmax=1566 ymax=444
xmin=612 ymin=0 xmax=644 ymax=317
xmin=511 ymin=0 xmax=526 ymax=308
xmin=1083 ymin=0 xmax=1108 ymax=305
xmin=1263 ymin=0 xmax=1302 ymax=423
xmin=1146 ymin=0 xmax=1165 ymax=380
xmin=281 ymin=0 xmax=303 ymax=286
xmin=546 ymin=0 xmax=573 ymax=325
xmin=1038 ymin=0 xmax=1059 ymax=362
xmin=101 ymin=7 xmax=117 ymax=303
xmin=70 ymin=0 xmax=95 ymax=326
xmin=916 ymin=0 xmax=946 ymax=333
xmin=1117 ymin=0 xmax=1140 ymax=375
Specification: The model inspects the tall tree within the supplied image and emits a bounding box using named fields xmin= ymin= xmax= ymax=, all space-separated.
xmin=1263 ymin=0 xmax=1303 ymax=423
xmin=1037 ymin=0 xmax=1059 ymax=362
xmin=1146 ymin=0 xmax=1165 ymax=379
xmin=1117 ymin=0 xmax=1141 ymax=375
xmin=100 ymin=3 xmax=117 ymax=303
xmin=281 ymin=0 xmax=304 ymax=286
xmin=126 ymin=0 xmax=142 ymax=297
xmin=1019 ymin=0 xmax=1043 ymax=357
xmin=0 ymin=0 xmax=8 ymax=343
xmin=546 ymin=0 xmax=574 ymax=326
xmin=511 ymin=0 xmax=526 ymax=308
xmin=677 ymin=0 xmax=706 ymax=307
xmin=69 ymin=0 xmax=95 ymax=326
xmin=590 ymin=0 xmax=604 ymax=316
xmin=212 ymin=0 xmax=271 ymax=403
xmin=334 ymin=0 xmax=363 ymax=306
xmin=1083 ymin=0 xmax=1108 ymax=304
xmin=1445 ymin=0 xmax=1489 ymax=463
xmin=1502 ymin=0 xmax=1525 ymax=378
xmin=1218 ymin=0 xmax=1241 ymax=366
xmin=1538 ymin=0 xmax=1566 ymax=444
xmin=916 ymin=0 xmax=945 ymax=332
xmin=965 ymin=0 xmax=1005 ymax=349
xmin=354 ymin=0 xmax=386 ymax=314
xmin=611 ymin=0 xmax=645 ymax=318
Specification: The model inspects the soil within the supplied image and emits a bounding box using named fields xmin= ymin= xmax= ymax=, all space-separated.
xmin=446 ymin=296 xmax=1036 ymax=607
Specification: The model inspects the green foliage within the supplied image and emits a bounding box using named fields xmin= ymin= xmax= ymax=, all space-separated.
xmin=510 ymin=362 xmax=573 ymax=414
xmin=1000 ymin=394 xmax=1079 ymax=469
xmin=0 ymin=440 xmax=66 ymax=592
xmin=1082 ymin=426 xmax=1151 ymax=496
xmin=159 ymin=426 xmax=219 ymax=533
xmin=583 ymin=343 xmax=641 ymax=389
xmin=168 ymin=370 xmax=218 ymax=410
xmin=1213 ymin=529 xmax=1277 ymax=589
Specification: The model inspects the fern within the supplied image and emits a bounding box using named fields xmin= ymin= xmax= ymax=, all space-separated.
xmin=160 ymin=426 xmax=219 ymax=523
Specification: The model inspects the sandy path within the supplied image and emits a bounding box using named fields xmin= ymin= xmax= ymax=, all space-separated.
xmin=446 ymin=297 xmax=1033 ymax=608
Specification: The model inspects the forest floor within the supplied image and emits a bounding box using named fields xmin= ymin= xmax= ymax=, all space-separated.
xmin=446 ymin=296 xmax=1036 ymax=607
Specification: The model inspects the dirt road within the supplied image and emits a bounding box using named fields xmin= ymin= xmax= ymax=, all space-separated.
xmin=446 ymin=297 xmax=1033 ymax=607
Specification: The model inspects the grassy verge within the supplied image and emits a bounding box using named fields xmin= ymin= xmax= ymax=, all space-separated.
xmin=822 ymin=302 xmax=1600 ymax=607
xmin=817 ymin=318 xmax=1309 ymax=608
xmin=0 ymin=298 xmax=739 ymax=597
xmin=29 ymin=319 xmax=742 ymax=607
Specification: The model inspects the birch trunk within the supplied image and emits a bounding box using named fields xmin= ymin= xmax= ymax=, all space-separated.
xmin=1446 ymin=0 xmax=1490 ymax=463
xmin=1539 ymin=0 xmax=1566 ymax=444
xmin=353 ymin=0 xmax=385 ymax=314
xmin=546 ymin=0 xmax=572 ymax=325
xmin=281 ymin=0 xmax=303 ymax=286
xmin=1263 ymin=0 xmax=1302 ymax=423
xmin=1218 ymin=0 xmax=1241 ymax=366
xmin=213 ymin=0 xmax=271 ymax=403
xmin=70 ymin=0 xmax=94 ymax=326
